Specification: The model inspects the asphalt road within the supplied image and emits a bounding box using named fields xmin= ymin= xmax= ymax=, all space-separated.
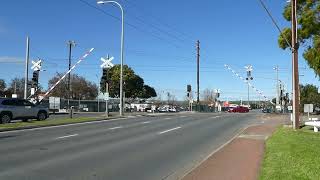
xmin=0 ymin=112 xmax=263 ymax=180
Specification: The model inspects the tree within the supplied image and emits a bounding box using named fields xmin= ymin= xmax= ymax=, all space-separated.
xmin=5 ymin=78 xmax=33 ymax=98
xmin=300 ymin=84 xmax=320 ymax=111
xmin=166 ymin=92 xmax=177 ymax=105
xmin=201 ymin=88 xmax=216 ymax=104
xmin=139 ymin=85 xmax=157 ymax=99
xmin=48 ymin=73 xmax=98 ymax=100
xmin=0 ymin=79 xmax=6 ymax=97
xmin=100 ymin=64 xmax=157 ymax=99
xmin=279 ymin=1 xmax=320 ymax=77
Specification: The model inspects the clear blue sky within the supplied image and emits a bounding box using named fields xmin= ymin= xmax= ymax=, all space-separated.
xmin=0 ymin=0 xmax=318 ymax=101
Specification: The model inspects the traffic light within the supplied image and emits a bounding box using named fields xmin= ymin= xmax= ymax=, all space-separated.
xmin=187 ymin=84 xmax=191 ymax=92
xmin=103 ymin=68 xmax=108 ymax=78
xmin=31 ymin=70 xmax=39 ymax=87
xmin=100 ymin=68 xmax=109 ymax=93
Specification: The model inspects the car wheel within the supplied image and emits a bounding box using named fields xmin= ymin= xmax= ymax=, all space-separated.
xmin=37 ymin=112 xmax=47 ymax=121
xmin=1 ymin=113 xmax=11 ymax=124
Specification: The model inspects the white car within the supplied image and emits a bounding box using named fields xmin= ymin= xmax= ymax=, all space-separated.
xmin=0 ymin=98 xmax=49 ymax=124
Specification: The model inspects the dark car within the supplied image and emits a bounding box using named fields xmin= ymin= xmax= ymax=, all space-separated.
xmin=262 ymin=108 xmax=272 ymax=113
xmin=228 ymin=106 xmax=249 ymax=113
xmin=0 ymin=98 xmax=49 ymax=124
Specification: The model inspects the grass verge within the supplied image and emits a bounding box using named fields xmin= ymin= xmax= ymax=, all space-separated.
xmin=260 ymin=126 xmax=320 ymax=180
xmin=0 ymin=117 xmax=107 ymax=130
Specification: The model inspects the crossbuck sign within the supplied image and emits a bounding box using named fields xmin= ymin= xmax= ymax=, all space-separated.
xmin=31 ymin=60 xmax=42 ymax=71
xmin=100 ymin=56 xmax=114 ymax=69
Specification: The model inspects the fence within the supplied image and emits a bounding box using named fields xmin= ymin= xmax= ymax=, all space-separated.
xmin=41 ymin=98 xmax=120 ymax=112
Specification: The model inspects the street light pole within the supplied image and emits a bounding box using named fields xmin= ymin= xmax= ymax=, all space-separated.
xmin=24 ymin=36 xmax=30 ymax=99
xmin=97 ymin=0 xmax=124 ymax=116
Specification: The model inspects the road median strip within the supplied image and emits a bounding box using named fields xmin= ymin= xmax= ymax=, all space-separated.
xmin=0 ymin=116 xmax=125 ymax=132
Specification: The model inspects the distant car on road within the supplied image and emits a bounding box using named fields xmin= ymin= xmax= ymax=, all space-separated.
xmin=262 ymin=108 xmax=272 ymax=113
xmin=0 ymin=98 xmax=49 ymax=124
xmin=227 ymin=106 xmax=249 ymax=113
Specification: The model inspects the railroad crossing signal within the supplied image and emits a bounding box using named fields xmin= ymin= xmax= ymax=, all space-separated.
xmin=31 ymin=59 xmax=42 ymax=71
xmin=100 ymin=56 xmax=114 ymax=69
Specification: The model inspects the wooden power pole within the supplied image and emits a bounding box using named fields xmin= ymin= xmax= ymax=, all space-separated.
xmin=196 ymin=40 xmax=200 ymax=104
xmin=291 ymin=0 xmax=300 ymax=129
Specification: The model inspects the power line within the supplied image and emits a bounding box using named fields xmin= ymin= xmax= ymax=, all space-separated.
xmin=120 ymin=0 xmax=195 ymax=42
xmin=78 ymin=0 xmax=182 ymax=48
xmin=257 ymin=0 xmax=292 ymax=49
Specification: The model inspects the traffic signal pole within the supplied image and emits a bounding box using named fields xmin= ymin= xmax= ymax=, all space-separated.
xmin=67 ymin=41 xmax=76 ymax=110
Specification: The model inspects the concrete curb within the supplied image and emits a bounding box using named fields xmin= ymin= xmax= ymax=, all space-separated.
xmin=0 ymin=112 xmax=176 ymax=133
xmin=0 ymin=117 xmax=121 ymax=133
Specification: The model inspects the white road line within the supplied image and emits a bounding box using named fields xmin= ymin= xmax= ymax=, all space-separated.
xmin=55 ymin=134 xmax=78 ymax=140
xmin=158 ymin=127 xmax=181 ymax=135
xmin=109 ymin=126 xmax=123 ymax=130
xmin=141 ymin=121 xmax=151 ymax=124
xmin=211 ymin=116 xmax=221 ymax=119
xmin=164 ymin=117 xmax=172 ymax=120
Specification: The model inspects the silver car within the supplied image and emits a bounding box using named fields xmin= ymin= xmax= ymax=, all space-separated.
xmin=0 ymin=98 xmax=49 ymax=124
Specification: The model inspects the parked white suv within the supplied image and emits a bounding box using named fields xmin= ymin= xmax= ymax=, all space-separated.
xmin=0 ymin=98 xmax=49 ymax=124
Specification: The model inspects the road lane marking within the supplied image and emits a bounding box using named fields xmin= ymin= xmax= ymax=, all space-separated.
xmin=164 ymin=117 xmax=172 ymax=120
xmin=141 ymin=121 xmax=151 ymax=124
xmin=158 ymin=127 xmax=181 ymax=135
xmin=55 ymin=134 xmax=78 ymax=140
xmin=109 ymin=126 xmax=123 ymax=130
xmin=211 ymin=116 xmax=221 ymax=119
xmin=127 ymin=116 xmax=135 ymax=118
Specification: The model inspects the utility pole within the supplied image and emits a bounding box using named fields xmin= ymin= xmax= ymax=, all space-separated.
xmin=67 ymin=40 xmax=76 ymax=110
xmin=291 ymin=0 xmax=300 ymax=129
xmin=196 ymin=40 xmax=200 ymax=104
xmin=24 ymin=36 xmax=30 ymax=99
xmin=274 ymin=65 xmax=279 ymax=109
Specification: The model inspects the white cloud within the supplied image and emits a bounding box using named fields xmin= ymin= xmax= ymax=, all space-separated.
xmin=0 ymin=56 xmax=24 ymax=64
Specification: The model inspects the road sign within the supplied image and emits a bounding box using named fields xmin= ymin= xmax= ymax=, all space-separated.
xmin=49 ymin=97 xmax=60 ymax=110
xmin=288 ymin=106 xmax=293 ymax=111
xmin=304 ymin=104 xmax=313 ymax=113
xmin=100 ymin=56 xmax=114 ymax=69
xmin=31 ymin=60 xmax=42 ymax=71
